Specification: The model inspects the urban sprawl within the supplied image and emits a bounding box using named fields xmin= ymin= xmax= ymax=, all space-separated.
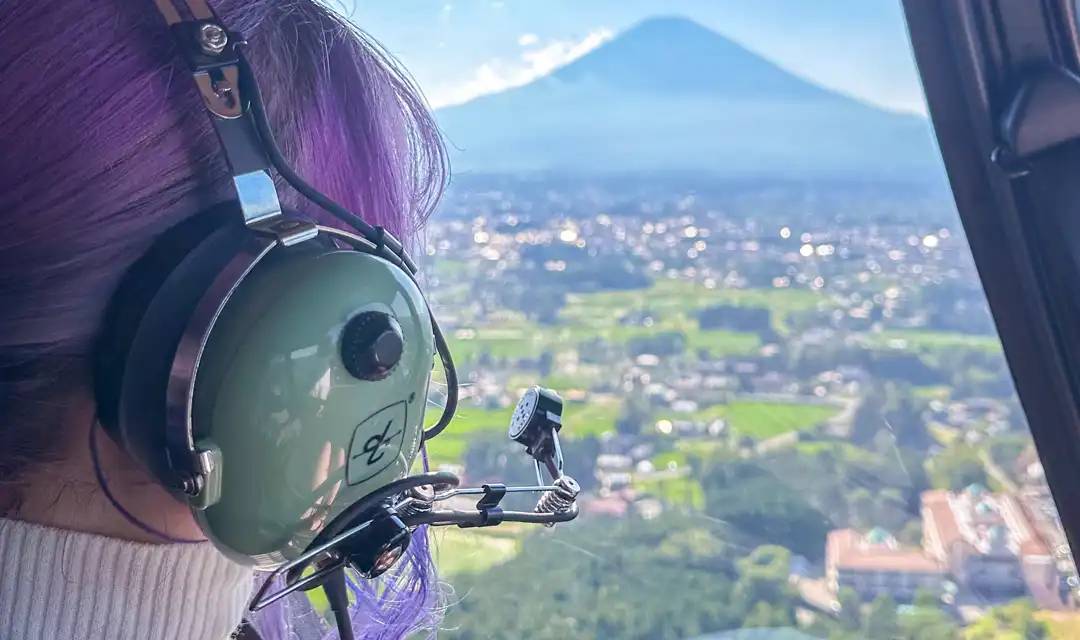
xmin=423 ymin=181 xmax=1079 ymax=639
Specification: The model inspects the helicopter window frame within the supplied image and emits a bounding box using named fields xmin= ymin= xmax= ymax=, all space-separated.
xmin=905 ymin=0 xmax=1080 ymax=571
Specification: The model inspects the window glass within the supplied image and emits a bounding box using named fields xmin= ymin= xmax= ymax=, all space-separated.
xmin=358 ymin=3 xmax=1080 ymax=638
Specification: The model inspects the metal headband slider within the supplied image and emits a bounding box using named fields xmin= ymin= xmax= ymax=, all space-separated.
xmin=174 ymin=20 xmax=245 ymax=119
xmin=153 ymin=0 xmax=246 ymax=119
xmin=192 ymin=65 xmax=242 ymax=119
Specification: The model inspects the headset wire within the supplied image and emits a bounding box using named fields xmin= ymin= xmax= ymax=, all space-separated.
xmin=238 ymin=50 xmax=458 ymax=441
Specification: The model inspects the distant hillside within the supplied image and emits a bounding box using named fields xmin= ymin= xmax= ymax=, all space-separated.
xmin=436 ymin=16 xmax=939 ymax=182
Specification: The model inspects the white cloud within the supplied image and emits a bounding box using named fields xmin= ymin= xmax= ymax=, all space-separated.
xmin=520 ymin=28 xmax=612 ymax=77
xmin=429 ymin=27 xmax=613 ymax=108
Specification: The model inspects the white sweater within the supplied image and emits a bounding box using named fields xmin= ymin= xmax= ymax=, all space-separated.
xmin=0 ymin=518 xmax=253 ymax=640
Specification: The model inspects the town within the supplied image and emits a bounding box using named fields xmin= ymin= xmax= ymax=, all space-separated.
xmin=421 ymin=179 xmax=1080 ymax=639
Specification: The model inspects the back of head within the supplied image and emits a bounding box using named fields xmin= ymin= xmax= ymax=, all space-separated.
xmin=0 ymin=0 xmax=447 ymax=482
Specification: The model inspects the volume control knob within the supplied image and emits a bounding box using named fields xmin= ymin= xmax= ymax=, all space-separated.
xmin=340 ymin=311 xmax=404 ymax=381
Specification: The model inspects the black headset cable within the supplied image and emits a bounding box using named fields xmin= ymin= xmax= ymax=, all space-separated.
xmin=238 ymin=51 xmax=457 ymax=441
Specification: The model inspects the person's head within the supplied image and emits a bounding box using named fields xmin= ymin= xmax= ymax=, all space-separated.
xmin=0 ymin=0 xmax=447 ymax=635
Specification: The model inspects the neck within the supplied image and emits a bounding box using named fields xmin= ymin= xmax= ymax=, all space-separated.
xmin=3 ymin=391 xmax=203 ymax=544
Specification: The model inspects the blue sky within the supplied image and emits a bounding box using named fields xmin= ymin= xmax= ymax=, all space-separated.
xmin=342 ymin=0 xmax=927 ymax=114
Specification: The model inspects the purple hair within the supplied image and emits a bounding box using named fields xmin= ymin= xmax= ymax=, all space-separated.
xmin=0 ymin=0 xmax=448 ymax=637
xmin=252 ymin=526 xmax=443 ymax=640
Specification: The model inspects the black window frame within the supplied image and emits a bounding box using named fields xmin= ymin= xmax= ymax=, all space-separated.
xmin=904 ymin=0 xmax=1080 ymax=572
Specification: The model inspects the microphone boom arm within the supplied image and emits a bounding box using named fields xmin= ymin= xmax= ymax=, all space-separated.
xmin=249 ymin=386 xmax=581 ymax=614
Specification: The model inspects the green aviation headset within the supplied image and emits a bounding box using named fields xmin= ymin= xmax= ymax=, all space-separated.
xmin=91 ymin=0 xmax=579 ymax=636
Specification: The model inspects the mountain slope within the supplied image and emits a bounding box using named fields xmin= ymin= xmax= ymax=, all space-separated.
xmin=435 ymin=17 xmax=939 ymax=181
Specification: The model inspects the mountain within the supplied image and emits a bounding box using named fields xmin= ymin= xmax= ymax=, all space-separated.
xmin=435 ymin=17 xmax=940 ymax=181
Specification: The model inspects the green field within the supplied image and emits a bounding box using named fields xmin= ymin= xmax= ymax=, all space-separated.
xmin=634 ymin=474 xmax=706 ymax=510
xmin=564 ymin=397 xmax=621 ymax=437
xmin=561 ymin=279 xmax=821 ymax=339
xmin=447 ymin=279 xmax=829 ymax=365
xmin=724 ymin=402 xmax=838 ymax=438
xmin=444 ymin=399 xmax=619 ymax=439
xmin=423 ymin=397 xmax=621 ymax=465
xmin=561 ymin=279 xmax=822 ymax=324
xmin=793 ymin=440 xmax=881 ymax=464
xmin=448 ymin=316 xmax=759 ymax=363
xmin=660 ymin=400 xmax=839 ymax=439
xmin=445 ymin=405 xmax=517 ymax=434
xmin=507 ymin=369 xmax=604 ymax=392
xmin=864 ymin=329 xmax=1001 ymax=355
xmin=424 ymin=434 xmax=469 ymax=462
xmin=432 ymin=527 xmax=523 ymax=577
xmin=674 ymin=438 xmax=734 ymax=459
xmin=446 ymin=317 xmax=562 ymax=363
xmin=651 ymin=450 xmax=689 ymax=470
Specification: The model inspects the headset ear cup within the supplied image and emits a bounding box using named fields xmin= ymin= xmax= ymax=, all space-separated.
xmin=117 ymin=220 xmax=253 ymax=489
xmin=95 ymin=206 xmax=329 ymax=491
xmin=94 ymin=206 xmax=238 ymax=434
xmin=96 ymin=210 xmax=251 ymax=489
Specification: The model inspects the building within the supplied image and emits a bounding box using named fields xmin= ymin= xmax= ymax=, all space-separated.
xmin=922 ymin=486 xmax=1057 ymax=604
xmin=827 ymin=486 xmax=1062 ymax=607
xmin=826 ymin=528 xmax=947 ymax=602
xmin=1015 ymin=463 xmax=1079 ymax=609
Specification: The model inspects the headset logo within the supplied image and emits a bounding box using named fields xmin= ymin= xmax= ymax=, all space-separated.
xmin=346 ymin=400 xmax=407 ymax=486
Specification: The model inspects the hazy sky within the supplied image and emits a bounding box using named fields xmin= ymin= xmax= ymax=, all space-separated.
xmin=342 ymin=0 xmax=927 ymax=114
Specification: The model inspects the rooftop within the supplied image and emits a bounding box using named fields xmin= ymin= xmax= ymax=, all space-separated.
xmin=827 ymin=528 xmax=945 ymax=574
xmin=921 ymin=489 xmax=1050 ymax=559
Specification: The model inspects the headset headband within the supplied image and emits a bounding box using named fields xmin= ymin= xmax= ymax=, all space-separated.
xmin=151 ymin=0 xmax=458 ymax=441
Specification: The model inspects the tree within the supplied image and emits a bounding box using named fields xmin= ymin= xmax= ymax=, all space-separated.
xmin=741 ymin=601 xmax=792 ymax=629
xmin=898 ymin=604 xmax=958 ymax=640
xmin=627 ymin=330 xmax=686 ymax=357
xmin=851 ymin=387 xmax=888 ymax=444
xmin=885 ymin=387 xmax=932 ymax=450
xmin=848 ymin=487 xmax=877 ymax=530
xmin=697 ymin=305 xmax=776 ymax=342
xmin=852 ymin=383 xmax=932 ymax=450
xmin=927 ymin=444 xmax=988 ymax=490
xmin=914 ymin=588 xmax=940 ymax=609
xmin=702 ymin=460 xmax=831 ymax=559
xmin=658 ymin=528 xmax=728 ymax=564
xmin=864 ymin=595 xmax=899 ymax=639
xmin=837 ymin=587 xmax=862 ymax=632
xmin=734 ymin=545 xmax=792 ymax=606
xmin=964 ymin=599 xmax=1048 ymax=640
xmin=537 ymin=350 xmax=554 ymax=377
xmin=733 ymin=546 xmax=795 ymax=627
xmin=445 ymin=515 xmax=747 ymax=640
xmin=898 ymin=519 xmax=923 ymax=546
xmin=615 ymin=394 xmax=651 ymax=435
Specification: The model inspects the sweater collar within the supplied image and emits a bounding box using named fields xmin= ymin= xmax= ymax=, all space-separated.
xmin=0 ymin=517 xmax=253 ymax=640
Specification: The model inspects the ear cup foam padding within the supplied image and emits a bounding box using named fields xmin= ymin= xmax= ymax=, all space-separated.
xmin=113 ymin=217 xmax=251 ymax=488
xmin=94 ymin=204 xmax=239 ymax=434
